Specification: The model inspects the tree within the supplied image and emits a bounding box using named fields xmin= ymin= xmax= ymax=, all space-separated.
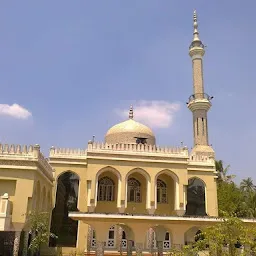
xmin=215 ymin=160 xmax=235 ymax=183
xmin=240 ymin=178 xmax=256 ymax=194
xmin=192 ymin=214 xmax=256 ymax=256
xmin=27 ymin=211 xmax=56 ymax=255
xmin=217 ymin=181 xmax=248 ymax=217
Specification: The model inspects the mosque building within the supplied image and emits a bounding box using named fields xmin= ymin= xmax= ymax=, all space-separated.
xmin=0 ymin=11 xmax=228 ymax=256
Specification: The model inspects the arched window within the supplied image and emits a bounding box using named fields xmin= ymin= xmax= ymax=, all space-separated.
xmin=127 ymin=178 xmax=141 ymax=202
xmin=157 ymin=179 xmax=167 ymax=203
xmin=186 ymin=178 xmax=206 ymax=216
xmin=98 ymin=177 xmax=115 ymax=201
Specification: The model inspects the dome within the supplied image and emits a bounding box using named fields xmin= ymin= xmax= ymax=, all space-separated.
xmin=105 ymin=106 xmax=156 ymax=145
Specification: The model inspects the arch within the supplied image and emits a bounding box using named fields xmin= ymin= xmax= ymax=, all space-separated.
xmin=155 ymin=169 xmax=179 ymax=183
xmin=96 ymin=166 xmax=122 ymax=182
xmin=186 ymin=177 xmax=206 ymax=216
xmin=125 ymin=168 xmax=151 ymax=183
xmin=87 ymin=223 xmax=135 ymax=252
xmin=95 ymin=167 xmax=121 ymax=210
xmin=97 ymin=176 xmax=115 ymax=201
xmin=184 ymin=226 xmax=202 ymax=245
xmin=56 ymin=170 xmax=81 ymax=182
xmin=146 ymin=225 xmax=172 ymax=251
xmin=50 ymin=171 xmax=80 ymax=247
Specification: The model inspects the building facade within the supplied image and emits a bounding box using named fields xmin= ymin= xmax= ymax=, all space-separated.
xmin=0 ymin=11 xmax=221 ymax=256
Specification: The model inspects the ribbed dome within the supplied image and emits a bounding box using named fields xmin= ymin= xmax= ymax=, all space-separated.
xmin=105 ymin=106 xmax=156 ymax=145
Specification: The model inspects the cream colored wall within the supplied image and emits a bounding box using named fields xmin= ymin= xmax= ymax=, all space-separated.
xmin=0 ymin=167 xmax=53 ymax=230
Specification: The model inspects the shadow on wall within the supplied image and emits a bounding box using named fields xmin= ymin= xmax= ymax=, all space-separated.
xmin=49 ymin=171 xmax=79 ymax=248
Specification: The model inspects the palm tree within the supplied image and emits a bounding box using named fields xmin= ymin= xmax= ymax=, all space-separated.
xmin=215 ymin=160 xmax=235 ymax=183
xmin=240 ymin=177 xmax=256 ymax=194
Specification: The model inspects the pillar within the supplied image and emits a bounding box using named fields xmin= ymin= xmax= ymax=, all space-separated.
xmin=13 ymin=231 xmax=21 ymax=256
xmin=175 ymin=181 xmax=180 ymax=210
xmin=147 ymin=178 xmax=155 ymax=214
xmin=157 ymin=240 xmax=163 ymax=256
xmin=117 ymin=226 xmax=123 ymax=255
xmin=135 ymin=242 xmax=143 ymax=256
xmin=92 ymin=223 xmax=110 ymax=256
xmin=22 ymin=231 xmax=29 ymax=256
xmin=118 ymin=178 xmax=125 ymax=213
xmin=96 ymin=241 xmax=104 ymax=256
xmin=127 ymin=240 xmax=133 ymax=256
xmin=76 ymin=221 xmax=87 ymax=253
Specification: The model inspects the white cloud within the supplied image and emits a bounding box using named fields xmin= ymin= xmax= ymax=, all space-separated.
xmin=0 ymin=104 xmax=32 ymax=119
xmin=116 ymin=100 xmax=180 ymax=128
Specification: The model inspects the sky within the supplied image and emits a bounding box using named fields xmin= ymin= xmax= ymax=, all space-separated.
xmin=0 ymin=1 xmax=255 ymax=182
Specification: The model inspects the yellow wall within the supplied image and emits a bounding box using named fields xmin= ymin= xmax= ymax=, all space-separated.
xmin=0 ymin=166 xmax=53 ymax=229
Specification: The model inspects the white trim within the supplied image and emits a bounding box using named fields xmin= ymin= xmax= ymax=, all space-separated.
xmin=68 ymin=212 xmax=256 ymax=223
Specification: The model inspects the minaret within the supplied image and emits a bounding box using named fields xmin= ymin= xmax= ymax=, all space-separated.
xmin=187 ymin=10 xmax=214 ymax=156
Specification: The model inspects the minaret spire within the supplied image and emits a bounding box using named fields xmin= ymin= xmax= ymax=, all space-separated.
xmin=192 ymin=10 xmax=200 ymax=42
xmin=129 ymin=105 xmax=133 ymax=119
xmin=187 ymin=11 xmax=214 ymax=157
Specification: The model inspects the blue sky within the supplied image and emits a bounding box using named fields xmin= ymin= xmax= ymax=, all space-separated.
xmin=0 ymin=1 xmax=255 ymax=182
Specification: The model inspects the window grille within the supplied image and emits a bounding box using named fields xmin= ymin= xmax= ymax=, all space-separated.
xmin=107 ymin=226 xmax=115 ymax=248
xmin=127 ymin=178 xmax=141 ymax=202
xmin=157 ymin=179 xmax=167 ymax=203
xmin=97 ymin=177 xmax=115 ymax=201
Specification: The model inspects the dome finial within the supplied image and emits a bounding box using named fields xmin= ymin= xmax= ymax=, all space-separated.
xmin=129 ymin=105 xmax=133 ymax=119
xmin=193 ymin=10 xmax=200 ymax=42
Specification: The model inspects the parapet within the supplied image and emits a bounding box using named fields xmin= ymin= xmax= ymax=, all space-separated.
xmin=87 ymin=142 xmax=189 ymax=156
xmin=0 ymin=144 xmax=53 ymax=180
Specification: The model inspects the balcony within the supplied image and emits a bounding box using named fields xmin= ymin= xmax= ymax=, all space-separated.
xmin=188 ymin=93 xmax=213 ymax=103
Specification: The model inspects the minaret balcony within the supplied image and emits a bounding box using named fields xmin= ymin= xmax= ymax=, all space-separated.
xmin=187 ymin=93 xmax=213 ymax=112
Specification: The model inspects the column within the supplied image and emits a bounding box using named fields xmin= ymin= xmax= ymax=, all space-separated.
xmin=87 ymin=225 xmax=92 ymax=253
xmin=118 ymin=178 xmax=125 ymax=213
xmin=148 ymin=228 xmax=154 ymax=253
xmin=13 ymin=231 xmax=21 ymax=256
xmin=157 ymin=240 xmax=163 ymax=256
xmin=175 ymin=180 xmax=180 ymax=210
xmin=147 ymin=178 xmax=156 ymax=215
xmin=22 ymin=231 xmax=29 ymax=256
xmin=135 ymin=242 xmax=143 ymax=256
xmin=146 ymin=179 xmax=151 ymax=209
xmin=76 ymin=221 xmax=87 ymax=253
xmin=117 ymin=227 xmax=123 ymax=255
xmin=96 ymin=241 xmax=105 ymax=256
xmin=183 ymin=185 xmax=187 ymax=211
xmin=127 ymin=240 xmax=133 ymax=256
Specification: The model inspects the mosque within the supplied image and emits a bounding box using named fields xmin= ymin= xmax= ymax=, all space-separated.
xmin=0 ymin=11 xmax=221 ymax=256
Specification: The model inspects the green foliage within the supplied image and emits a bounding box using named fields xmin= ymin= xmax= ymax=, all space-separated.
xmin=216 ymin=159 xmax=256 ymax=218
xmin=26 ymin=211 xmax=56 ymax=253
xmin=217 ymin=182 xmax=247 ymax=217
xmin=191 ymin=214 xmax=256 ymax=256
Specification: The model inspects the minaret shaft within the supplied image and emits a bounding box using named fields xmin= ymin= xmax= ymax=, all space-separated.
xmin=193 ymin=109 xmax=208 ymax=146
xmin=192 ymin=58 xmax=204 ymax=95
xmin=188 ymin=10 xmax=213 ymax=154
